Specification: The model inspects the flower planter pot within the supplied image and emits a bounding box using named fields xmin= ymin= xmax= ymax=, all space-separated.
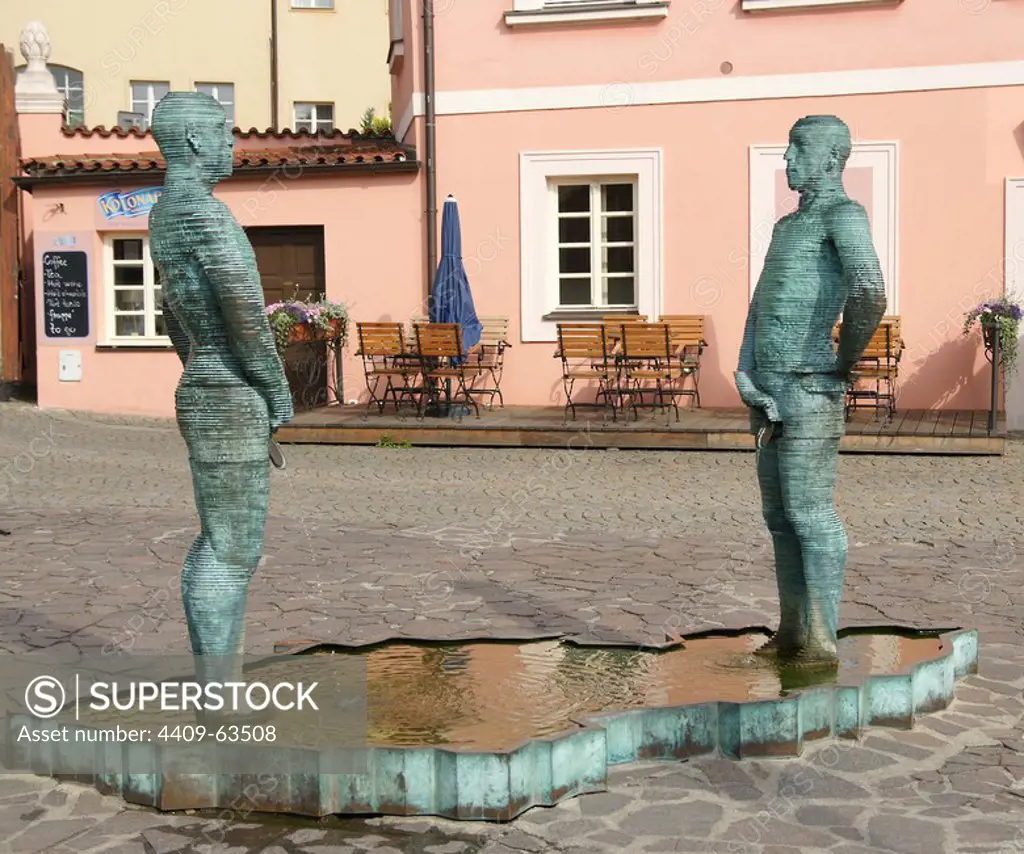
xmin=287 ymin=318 xmax=346 ymax=345
xmin=321 ymin=318 xmax=346 ymax=340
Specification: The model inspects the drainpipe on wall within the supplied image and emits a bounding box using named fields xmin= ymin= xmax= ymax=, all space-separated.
xmin=270 ymin=0 xmax=280 ymax=129
xmin=423 ymin=0 xmax=438 ymax=297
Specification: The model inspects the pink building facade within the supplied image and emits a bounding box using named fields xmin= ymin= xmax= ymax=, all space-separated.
xmin=15 ymin=1 xmax=1024 ymax=420
xmin=17 ymin=115 xmax=422 ymax=417
xmin=386 ymin=0 xmax=1024 ymax=418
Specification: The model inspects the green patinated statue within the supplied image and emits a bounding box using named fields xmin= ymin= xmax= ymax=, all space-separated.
xmin=736 ymin=115 xmax=886 ymax=665
xmin=149 ymin=92 xmax=293 ymax=715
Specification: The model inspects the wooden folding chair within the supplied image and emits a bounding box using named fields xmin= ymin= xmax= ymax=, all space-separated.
xmin=556 ymin=323 xmax=618 ymax=422
xmin=620 ymin=323 xmax=685 ymax=422
xmin=602 ymin=316 xmax=649 ymax=399
xmin=413 ymin=322 xmax=482 ymax=418
xmin=355 ymin=322 xmax=420 ymax=414
xmin=469 ymin=315 xmax=511 ymax=409
xmin=658 ymin=315 xmax=707 ymax=408
xmin=844 ymin=316 xmax=903 ymax=423
xmin=602 ymin=314 xmax=646 ymax=353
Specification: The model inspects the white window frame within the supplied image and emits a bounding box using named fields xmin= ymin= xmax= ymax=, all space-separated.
xmin=195 ymin=82 xmax=235 ymax=126
xmin=129 ymin=81 xmax=169 ymax=128
xmin=742 ymin=0 xmax=902 ymax=10
xmin=552 ymin=178 xmax=639 ymax=310
xmin=520 ymin=149 xmax=662 ymax=342
xmin=53 ymin=66 xmax=85 ymax=127
xmin=507 ymin=0 xmax=668 ymax=26
xmin=102 ymin=234 xmax=169 ymax=344
xmin=748 ymin=141 xmax=899 ymax=313
xmin=291 ymin=0 xmax=334 ymax=7
xmin=293 ymin=102 xmax=334 ymax=133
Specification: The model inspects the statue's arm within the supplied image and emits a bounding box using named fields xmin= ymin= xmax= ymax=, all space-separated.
xmin=197 ymin=207 xmax=293 ymax=431
xmin=161 ymin=293 xmax=190 ymax=368
xmin=735 ymin=287 xmax=780 ymax=419
xmin=735 ymin=292 xmax=761 ymax=397
xmin=738 ymin=287 xmax=757 ymax=370
xmin=829 ymin=201 xmax=887 ymax=377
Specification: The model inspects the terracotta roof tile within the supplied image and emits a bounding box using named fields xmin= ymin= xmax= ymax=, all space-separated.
xmin=21 ymin=139 xmax=415 ymax=181
xmin=61 ymin=125 xmax=390 ymax=141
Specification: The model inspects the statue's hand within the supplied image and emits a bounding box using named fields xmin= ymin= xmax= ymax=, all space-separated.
xmin=801 ymin=371 xmax=850 ymax=396
xmin=267 ymin=388 xmax=294 ymax=432
xmin=735 ymin=370 xmax=781 ymax=422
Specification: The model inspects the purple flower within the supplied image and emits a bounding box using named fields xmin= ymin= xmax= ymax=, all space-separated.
xmin=972 ymin=297 xmax=1022 ymax=319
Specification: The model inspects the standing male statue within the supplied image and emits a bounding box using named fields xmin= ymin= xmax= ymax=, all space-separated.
xmin=736 ymin=115 xmax=886 ymax=665
xmin=149 ymin=92 xmax=293 ymax=718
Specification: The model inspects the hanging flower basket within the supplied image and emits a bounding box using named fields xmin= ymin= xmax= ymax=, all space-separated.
xmin=265 ymin=296 xmax=349 ymax=355
xmin=963 ymin=297 xmax=1022 ymax=375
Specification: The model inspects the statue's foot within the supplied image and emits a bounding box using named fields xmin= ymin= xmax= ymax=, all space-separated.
xmin=753 ymin=630 xmax=804 ymax=657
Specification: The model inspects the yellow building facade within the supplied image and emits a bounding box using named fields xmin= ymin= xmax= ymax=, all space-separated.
xmin=0 ymin=0 xmax=390 ymax=132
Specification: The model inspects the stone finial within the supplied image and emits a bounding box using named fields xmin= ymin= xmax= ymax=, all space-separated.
xmin=15 ymin=21 xmax=65 ymax=115
xmin=19 ymin=21 xmax=51 ymax=70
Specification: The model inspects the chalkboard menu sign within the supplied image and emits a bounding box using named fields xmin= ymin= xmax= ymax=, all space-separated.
xmin=42 ymin=251 xmax=89 ymax=338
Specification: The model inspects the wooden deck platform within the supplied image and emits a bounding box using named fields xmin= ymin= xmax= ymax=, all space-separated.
xmin=276 ymin=406 xmax=1006 ymax=454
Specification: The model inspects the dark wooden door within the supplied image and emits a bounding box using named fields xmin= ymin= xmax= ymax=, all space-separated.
xmin=246 ymin=226 xmax=324 ymax=305
xmin=246 ymin=226 xmax=327 ymax=412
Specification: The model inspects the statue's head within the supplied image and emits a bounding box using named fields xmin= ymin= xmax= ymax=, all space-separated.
xmin=152 ymin=92 xmax=233 ymax=184
xmin=784 ymin=115 xmax=851 ymax=193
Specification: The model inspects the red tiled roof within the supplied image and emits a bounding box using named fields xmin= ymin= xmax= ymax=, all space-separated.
xmin=20 ymin=139 xmax=415 ymax=182
xmin=61 ymin=125 xmax=387 ymax=141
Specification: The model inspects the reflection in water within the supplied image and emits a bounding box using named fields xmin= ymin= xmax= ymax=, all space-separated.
xmin=355 ymin=631 xmax=941 ymax=750
xmin=73 ymin=633 xmax=943 ymax=753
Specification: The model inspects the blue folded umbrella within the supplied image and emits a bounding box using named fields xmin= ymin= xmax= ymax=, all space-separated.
xmin=429 ymin=195 xmax=482 ymax=361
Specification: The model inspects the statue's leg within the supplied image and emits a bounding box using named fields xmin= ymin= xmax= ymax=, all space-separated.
xmin=755 ymin=438 xmax=807 ymax=654
xmin=181 ymin=458 xmax=270 ymax=694
xmin=776 ymin=436 xmax=846 ymax=662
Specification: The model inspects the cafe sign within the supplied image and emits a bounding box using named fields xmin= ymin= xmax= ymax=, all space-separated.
xmin=97 ymin=187 xmax=162 ymax=220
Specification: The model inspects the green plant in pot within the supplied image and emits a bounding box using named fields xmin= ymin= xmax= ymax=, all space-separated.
xmin=359 ymin=105 xmax=392 ymax=135
xmin=963 ymin=296 xmax=1023 ymax=375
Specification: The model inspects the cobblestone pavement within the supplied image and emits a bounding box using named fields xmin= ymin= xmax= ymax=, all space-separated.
xmin=0 ymin=402 xmax=1021 ymax=853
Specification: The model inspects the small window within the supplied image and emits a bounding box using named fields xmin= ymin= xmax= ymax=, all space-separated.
xmin=291 ymin=0 xmax=334 ymax=7
xmin=106 ymin=235 xmax=167 ymax=340
xmin=129 ymin=81 xmax=170 ymax=129
xmin=293 ymin=102 xmax=334 ymax=133
xmin=520 ymin=150 xmax=660 ymax=342
xmin=196 ymin=82 xmax=235 ymax=126
xmin=553 ymin=180 xmax=637 ymax=310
